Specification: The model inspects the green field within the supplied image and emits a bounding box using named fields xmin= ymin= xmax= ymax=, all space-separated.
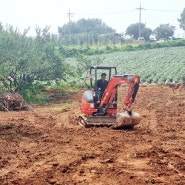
xmin=76 ymin=46 xmax=185 ymax=83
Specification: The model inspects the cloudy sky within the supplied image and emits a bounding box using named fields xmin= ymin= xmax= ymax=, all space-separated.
xmin=0 ymin=0 xmax=184 ymax=37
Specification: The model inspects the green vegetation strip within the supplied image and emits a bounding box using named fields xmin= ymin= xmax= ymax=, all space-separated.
xmin=68 ymin=46 xmax=185 ymax=83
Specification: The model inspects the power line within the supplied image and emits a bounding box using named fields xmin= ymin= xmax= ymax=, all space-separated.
xmin=74 ymin=10 xmax=134 ymax=16
xmin=71 ymin=9 xmax=181 ymax=17
xmin=146 ymin=9 xmax=181 ymax=13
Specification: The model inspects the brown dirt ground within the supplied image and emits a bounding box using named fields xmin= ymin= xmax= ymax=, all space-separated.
xmin=0 ymin=86 xmax=185 ymax=185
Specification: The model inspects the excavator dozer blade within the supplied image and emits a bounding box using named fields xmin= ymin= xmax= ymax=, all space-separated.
xmin=78 ymin=115 xmax=116 ymax=127
xmin=112 ymin=111 xmax=141 ymax=129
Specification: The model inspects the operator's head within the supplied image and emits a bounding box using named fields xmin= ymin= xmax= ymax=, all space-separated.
xmin=101 ymin=73 xmax=106 ymax=81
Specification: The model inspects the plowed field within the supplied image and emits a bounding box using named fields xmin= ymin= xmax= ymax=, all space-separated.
xmin=0 ymin=86 xmax=185 ymax=185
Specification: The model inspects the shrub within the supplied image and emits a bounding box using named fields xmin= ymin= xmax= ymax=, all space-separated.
xmin=18 ymin=83 xmax=48 ymax=104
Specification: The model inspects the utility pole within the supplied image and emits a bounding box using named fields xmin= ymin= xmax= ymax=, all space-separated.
xmin=67 ymin=9 xmax=74 ymax=45
xmin=136 ymin=3 xmax=145 ymax=39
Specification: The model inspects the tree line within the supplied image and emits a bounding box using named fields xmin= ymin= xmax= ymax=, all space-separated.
xmin=58 ymin=8 xmax=185 ymax=45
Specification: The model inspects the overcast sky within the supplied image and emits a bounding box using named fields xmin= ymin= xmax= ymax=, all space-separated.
xmin=0 ymin=0 xmax=185 ymax=37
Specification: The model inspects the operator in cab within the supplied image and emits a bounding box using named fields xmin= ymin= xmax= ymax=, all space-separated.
xmin=96 ymin=73 xmax=108 ymax=102
xmin=97 ymin=73 xmax=108 ymax=93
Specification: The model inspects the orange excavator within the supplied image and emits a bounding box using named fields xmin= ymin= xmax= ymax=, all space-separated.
xmin=78 ymin=66 xmax=141 ymax=129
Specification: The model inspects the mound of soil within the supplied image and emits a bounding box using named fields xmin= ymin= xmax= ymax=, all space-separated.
xmin=0 ymin=93 xmax=28 ymax=111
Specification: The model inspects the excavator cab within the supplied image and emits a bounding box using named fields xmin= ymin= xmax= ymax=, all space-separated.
xmin=89 ymin=66 xmax=117 ymax=90
xmin=89 ymin=66 xmax=117 ymax=106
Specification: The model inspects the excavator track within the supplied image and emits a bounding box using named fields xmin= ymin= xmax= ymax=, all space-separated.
xmin=78 ymin=112 xmax=140 ymax=129
xmin=78 ymin=115 xmax=116 ymax=127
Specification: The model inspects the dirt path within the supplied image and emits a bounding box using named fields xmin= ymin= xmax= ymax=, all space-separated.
xmin=0 ymin=86 xmax=185 ymax=185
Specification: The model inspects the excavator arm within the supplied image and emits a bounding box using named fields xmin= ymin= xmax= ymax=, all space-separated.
xmin=100 ymin=74 xmax=140 ymax=114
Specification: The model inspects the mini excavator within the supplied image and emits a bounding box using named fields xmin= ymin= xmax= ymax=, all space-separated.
xmin=78 ymin=66 xmax=141 ymax=129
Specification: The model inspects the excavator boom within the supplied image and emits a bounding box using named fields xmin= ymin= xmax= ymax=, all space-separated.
xmin=100 ymin=74 xmax=140 ymax=110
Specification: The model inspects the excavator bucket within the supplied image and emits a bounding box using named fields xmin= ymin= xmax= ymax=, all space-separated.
xmin=112 ymin=111 xmax=141 ymax=129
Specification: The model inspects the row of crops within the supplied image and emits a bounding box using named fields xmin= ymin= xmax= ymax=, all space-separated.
xmin=89 ymin=46 xmax=185 ymax=83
